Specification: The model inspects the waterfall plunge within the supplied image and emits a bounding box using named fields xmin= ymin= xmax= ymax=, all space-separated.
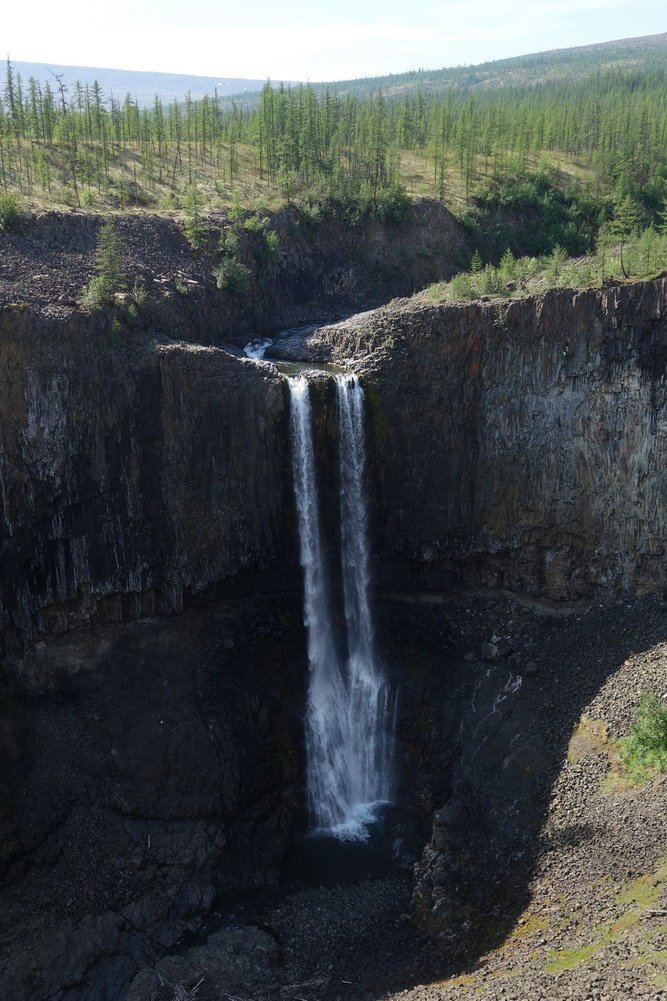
xmin=288 ymin=373 xmax=393 ymax=841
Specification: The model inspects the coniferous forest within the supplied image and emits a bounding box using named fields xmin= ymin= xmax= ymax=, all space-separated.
xmin=1 ymin=37 xmax=666 ymax=260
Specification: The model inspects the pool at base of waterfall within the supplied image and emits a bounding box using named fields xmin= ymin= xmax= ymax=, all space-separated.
xmin=282 ymin=812 xmax=403 ymax=889
xmin=177 ymin=803 xmax=406 ymax=942
xmin=311 ymin=799 xmax=393 ymax=844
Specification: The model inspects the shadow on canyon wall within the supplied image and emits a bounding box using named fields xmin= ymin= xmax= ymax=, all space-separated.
xmin=313 ymin=591 xmax=667 ymax=999
xmin=0 ymin=584 xmax=665 ymax=1000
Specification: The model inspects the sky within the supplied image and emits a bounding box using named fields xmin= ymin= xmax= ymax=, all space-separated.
xmin=4 ymin=0 xmax=665 ymax=81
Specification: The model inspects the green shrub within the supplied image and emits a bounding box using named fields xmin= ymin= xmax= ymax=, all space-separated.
xmin=264 ymin=227 xmax=280 ymax=257
xmin=228 ymin=194 xmax=245 ymax=223
xmin=241 ymin=212 xmax=264 ymax=233
xmin=295 ymin=198 xmax=329 ymax=227
xmin=514 ymin=255 xmax=540 ymax=280
xmin=95 ymin=220 xmax=125 ymax=287
xmin=547 ymin=244 xmax=568 ymax=281
xmin=218 ymin=229 xmax=240 ymax=257
xmin=372 ymin=184 xmax=411 ymax=225
xmin=183 ymin=184 xmax=207 ymax=249
xmin=447 ymin=272 xmax=475 ymax=300
xmin=80 ymin=275 xmax=111 ymax=308
xmin=0 ymin=193 xmax=24 ymax=233
xmin=241 ymin=213 xmax=280 ymax=264
xmin=477 ymin=264 xmax=504 ymax=296
xmin=494 ymin=303 xmax=509 ymax=329
xmin=470 ymin=250 xmax=484 ymax=273
xmin=499 ymin=248 xmax=516 ymax=279
xmin=253 ymin=226 xmax=280 ymax=265
xmin=213 ymin=258 xmax=251 ymax=293
xmin=131 ymin=277 xmax=147 ymax=306
xmin=618 ymin=695 xmax=667 ymax=783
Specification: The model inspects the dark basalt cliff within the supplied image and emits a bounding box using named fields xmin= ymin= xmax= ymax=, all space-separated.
xmin=4 ymin=278 xmax=664 ymax=659
xmin=0 ymin=273 xmax=665 ymax=1000
xmin=0 ymin=308 xmax=305 ymax=1000
xmin=290 ymin=278 xmax=667 ymax=600
xmin=0 ymin=306 xmax=293 ymax=658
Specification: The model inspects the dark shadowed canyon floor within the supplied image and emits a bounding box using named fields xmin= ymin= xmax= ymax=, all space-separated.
xmin=125 ymin=592 xmax=667 ymax=1001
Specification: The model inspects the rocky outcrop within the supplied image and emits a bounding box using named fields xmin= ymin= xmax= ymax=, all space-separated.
xmin=0 ymin=200 xmax=468 ymax=346
xmin=293 ymin=278 xmax=667 ymax=600
xmin=0 ymin=305 xmax=293 ymax=658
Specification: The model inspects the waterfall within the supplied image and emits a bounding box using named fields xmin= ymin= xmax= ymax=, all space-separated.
xmin=288 ymin=373 xmax=393 ymax=841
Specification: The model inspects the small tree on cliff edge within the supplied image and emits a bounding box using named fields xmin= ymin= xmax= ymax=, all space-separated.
xmin=610 ymin=196 xmax=644 ymax=278
xmin=95 ymin=220 xmax=126 ymax=289
xmin=81 ymin=220 xmax=126 ymax=307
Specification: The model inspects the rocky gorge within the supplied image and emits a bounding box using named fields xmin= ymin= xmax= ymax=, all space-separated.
xmin=0 ymin=210 xmax=665 ymax=1001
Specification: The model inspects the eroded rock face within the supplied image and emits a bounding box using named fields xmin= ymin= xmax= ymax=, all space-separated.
xmin=0 ymin=598 xmax=305 ymax=1001
xmin=0 ymin=307 xmax=294 ymax=658
xmin=302 ymin=279 xmax=667 ymax=600
xmin=0 ymin=200 xmax=468 ymax=344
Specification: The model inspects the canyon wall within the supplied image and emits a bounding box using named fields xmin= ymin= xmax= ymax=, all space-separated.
xmin=293 ymin=276 xmax=666 ymax=943
xmin=0 ymin=200 xmax=467 ymax=346
xmin=0 ymin=275 xmax=665 ymax=998
xmin=0 ymin=305 xmax=294 ymax=659
xmin=0 ymin=306 xmax=305 ymax=1000
xmin=301 ymin=278 xmax=667 ymax=600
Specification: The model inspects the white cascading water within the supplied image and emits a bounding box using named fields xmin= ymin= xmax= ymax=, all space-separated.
xmin=288 ymin=373 xmax=393 ymax=840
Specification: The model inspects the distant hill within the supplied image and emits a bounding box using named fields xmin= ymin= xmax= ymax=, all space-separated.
xmin=12 ymin=33 xmax=666 ymax=111
xmin=11 ymin=61 xmax=295 ymax=107
xmin=307 ymin=32 xmax=667 ymax=101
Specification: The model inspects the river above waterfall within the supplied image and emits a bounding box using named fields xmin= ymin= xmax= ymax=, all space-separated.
xmin=244 ymin=329 xmax=345 ymax=375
